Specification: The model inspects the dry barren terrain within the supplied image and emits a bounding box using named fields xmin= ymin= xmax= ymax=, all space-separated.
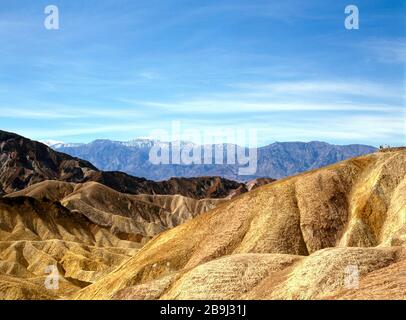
xmin=0 ymin=148 xmax=404 ymax=299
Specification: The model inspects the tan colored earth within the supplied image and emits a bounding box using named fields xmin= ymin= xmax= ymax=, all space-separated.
xmin=0 ymin=181 xmax=225 ymax=299
xmin=1 ymin=149 xmax=405 ymax=299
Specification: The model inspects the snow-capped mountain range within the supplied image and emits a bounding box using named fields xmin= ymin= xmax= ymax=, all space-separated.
xmin=43 ymin=138 xmax=377 ymax=181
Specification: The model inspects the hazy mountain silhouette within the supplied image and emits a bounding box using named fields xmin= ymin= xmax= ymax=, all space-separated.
xmin=50 ymin=139 xmax=377 ymax=180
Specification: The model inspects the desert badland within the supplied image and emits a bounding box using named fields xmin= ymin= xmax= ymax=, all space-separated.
xmin=1 ymin=1 xmax=404 ymax=304
xmin=0 ymin=130 xmax=404 ymax=300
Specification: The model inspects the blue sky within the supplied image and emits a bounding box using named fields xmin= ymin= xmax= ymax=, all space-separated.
xmin=0 ymin=0 xmax=404 ymax=146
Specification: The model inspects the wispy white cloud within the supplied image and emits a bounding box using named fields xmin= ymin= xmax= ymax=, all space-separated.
xmin=361 ymin=38 xmax=406 ymax=64
xmin=0 ymin=105 xmax=144 ymax=119
xmin=15 ymin=123 xmax=148 ymax=139
xmin=0 ymin=108 xmax=79 ymax=119
xmin=138 ymin=71 xmax=161 ymax=80
xmin=210 ymin=114 xmax=405 ymax=144
xmin=135 ymin=100 xmax=401 ymax=113
xmin=127 ymin=78 xmax=403 ymax=114
xmin=230 ymin=80 xmax=404 ymax=100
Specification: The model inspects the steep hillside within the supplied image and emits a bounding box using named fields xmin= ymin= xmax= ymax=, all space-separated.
xmin=84 ymin=171 xmax=247 ymax=199
xmin=1 ymin=133 xmax=403 ymax=300
xmin=0 ymin=181 xmax=225 ymax=299
xmin=73 ymin=149 xmax=405 ymax=300
xmin=6 ymin=180 xmax=225 ymax=243
xmin=0 ymin=196 xmax=139 ymax=299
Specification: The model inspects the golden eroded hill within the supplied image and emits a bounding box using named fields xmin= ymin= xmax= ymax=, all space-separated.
xmin=0 ymin=196 xmax=140 ymax=299
xmin=72 ymin=149 xmax=405 ymax=300
xmin=0 ymin=149 xmax=404 ymax=300
xmin=6 ymin=180 xmax=224 ymax=243
xmin=0 ymin=181 xmax=226 ymax=299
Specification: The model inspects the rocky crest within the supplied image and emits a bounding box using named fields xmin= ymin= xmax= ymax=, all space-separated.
xmin=0 ymin=130 xmax=251 ymax=199
xmin=0 ymin=130 xmax=96 ymax=194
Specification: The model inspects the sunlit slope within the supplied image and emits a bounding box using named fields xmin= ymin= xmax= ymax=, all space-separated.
xmin=74 ymin=149 xmax=405 ymax=300
xmin=0 ymin=181 xmax=226 ymax=299
xmin=0 ymin=196 xmax=139 ymax=299
xmin=6 ymin=180 xmax=224 ymax=242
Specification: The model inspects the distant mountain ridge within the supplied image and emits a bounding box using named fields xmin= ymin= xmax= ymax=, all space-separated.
xmin=49 ymin=139 xmax=377 ymax=181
